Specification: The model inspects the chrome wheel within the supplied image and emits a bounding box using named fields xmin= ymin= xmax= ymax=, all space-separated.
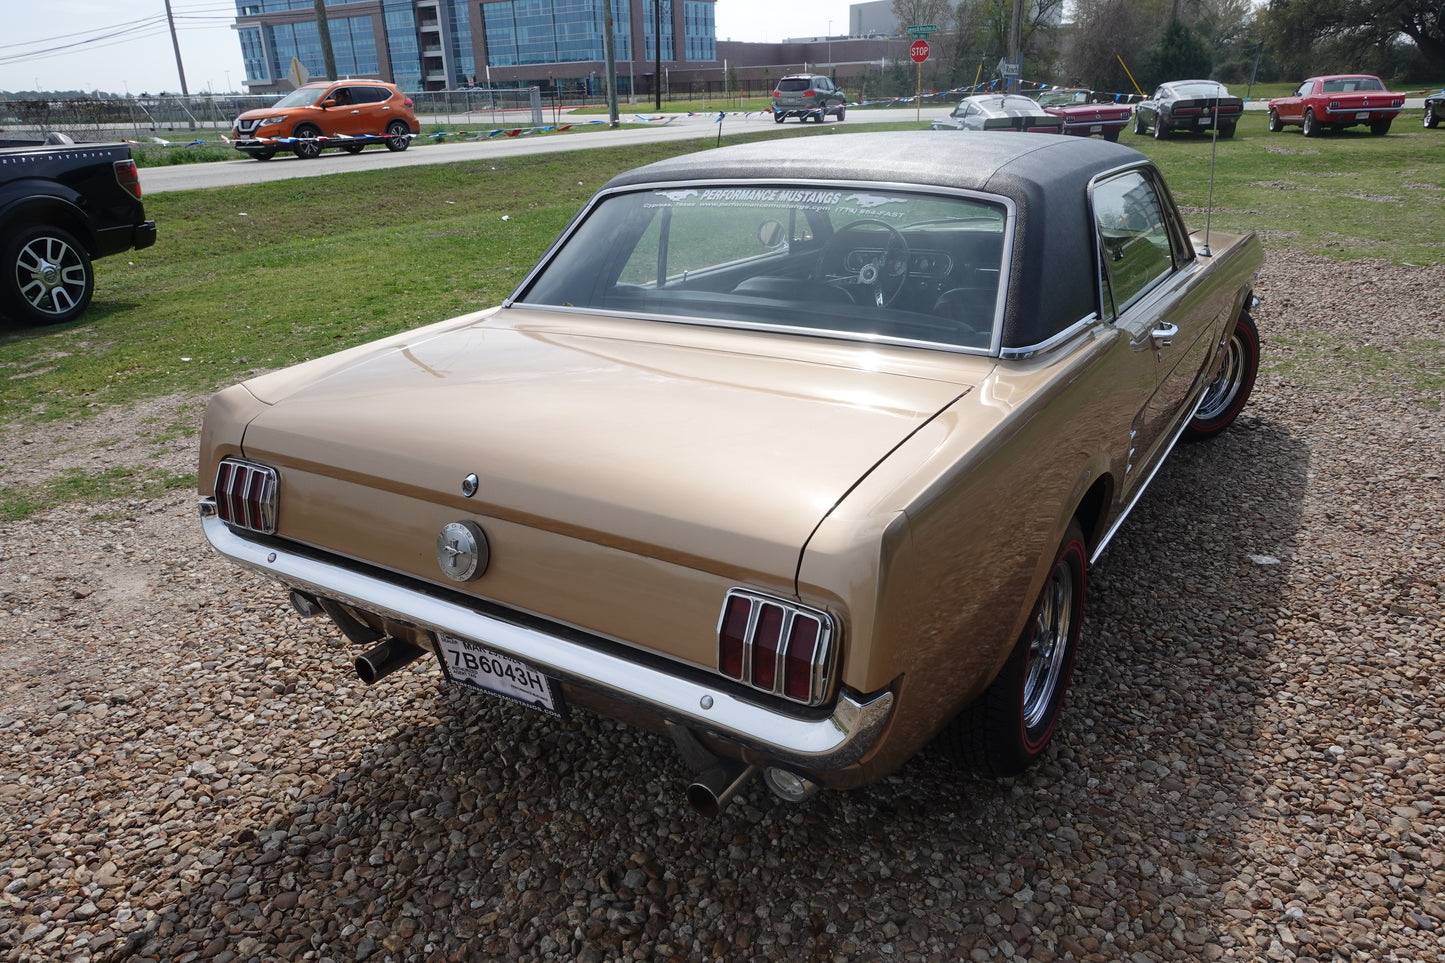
xmin=292 ymin=124 xmax=323 ymax=159
xmin=6 ymin=226 xmax=94 ymax=324
xmin=1186 ymin=309 xmax=1259 ymax=441
xmin=1302 ymin=109 xmax=1319 ymax=137
xmin=1021 ymin=554 xmax=1077 ymax=731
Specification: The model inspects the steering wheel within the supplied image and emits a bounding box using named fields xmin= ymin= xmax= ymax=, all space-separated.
xmin=813 ymin=219 xmax=910 ymax=307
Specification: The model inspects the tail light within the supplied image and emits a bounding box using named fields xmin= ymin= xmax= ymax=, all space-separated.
xmin=213 ymin=458 xmax=279 ymax=534
xmin=114 ymin=159 xmax=142 ymax=200
xmin=717 ymin=589 xmax=835 ymax=706
xmin=802 ymin=90 xmax=817 ymax=97
xmin=403 ymin=96 xmax=415 ymax=107
xmin=771 ymin=91 xmax=781 ymax=98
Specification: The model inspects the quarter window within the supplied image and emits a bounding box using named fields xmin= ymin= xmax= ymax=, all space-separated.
xmin=1092 ymin=171 xmax=1176 ymax=314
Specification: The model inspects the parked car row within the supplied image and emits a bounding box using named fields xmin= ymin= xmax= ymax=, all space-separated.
xmin=934 ymin=75 xmax=1427 ymax=142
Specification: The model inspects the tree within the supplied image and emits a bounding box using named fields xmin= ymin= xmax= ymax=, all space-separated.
xmin=892 ymin=0 xmax=953 ymax=34
xmin=1265 ymin=0 xmax=1444 ymax=77
xmin=1150 ymin=18 xmax=1213 ymax=83
xmin=1063 ymin=0 xmax=1167 ymax=93
xmin=949 ymin=0 xmax=1067 ymax=87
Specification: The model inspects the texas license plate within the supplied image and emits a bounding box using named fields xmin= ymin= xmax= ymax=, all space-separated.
xmin=436 ymin=633 xmax=566 ymax=717
xmin=1356 ymin=112 xmax=1369 ymax=120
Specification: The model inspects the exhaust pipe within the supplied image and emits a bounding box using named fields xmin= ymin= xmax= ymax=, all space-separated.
xmin=686 ymin=762 xmax=760 ymax=818
xmin=355 ymin=638 xmax=426 ymax=685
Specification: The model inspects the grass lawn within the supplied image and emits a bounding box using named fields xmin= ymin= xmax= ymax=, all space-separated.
xmin=1 ymin=111 xmax=1441 ymax=517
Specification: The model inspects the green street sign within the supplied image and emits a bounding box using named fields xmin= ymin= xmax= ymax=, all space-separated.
xmin=906 ymin=24 xmax=937 ymax=37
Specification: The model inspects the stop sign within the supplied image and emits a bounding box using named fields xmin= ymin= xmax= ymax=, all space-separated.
xmin=910 ymin=40 xmax=930 ymax=63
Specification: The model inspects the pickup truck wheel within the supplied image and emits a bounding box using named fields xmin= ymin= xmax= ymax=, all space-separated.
xmin=4 ymin=225 xmax=94 ymax=325
xmin=1369 ymin=119 xmax=1391 ymax=136
xmin=384 ymin=121 xmax=411 ymax=152
xmin=943 ymin=520 xmax=1087 ymax=776
xmin=1302 ymin=109 xmax=1319 ymax=137
xmin=1268 ymin=108 xmax=1282 ymax=132
xmin=292 ymin=124 xmax=323 ymax=159
xmin=1185 ymin=309 xmax=1259 ymax=441
xmin=1426 ymin=104 xmax=1439 ymax=129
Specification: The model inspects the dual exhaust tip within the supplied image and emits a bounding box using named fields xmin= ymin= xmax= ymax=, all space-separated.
xmin=293 ymin=589 xmax=817 ymax=816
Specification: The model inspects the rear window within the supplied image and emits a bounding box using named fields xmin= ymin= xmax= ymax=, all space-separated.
xmin=1322 ymin=77 xmax=1385 ymax=93
xmin=516 ymin=185 xmax=1010 ymax=352
xmin=777 ymin=79 xmax=812 ymax=92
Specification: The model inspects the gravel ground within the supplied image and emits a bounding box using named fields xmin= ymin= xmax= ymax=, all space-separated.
xmin=1 ymin=250 xmax=1442 ymax=963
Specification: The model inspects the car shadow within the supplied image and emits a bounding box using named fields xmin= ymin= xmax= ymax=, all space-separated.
xmin=132 ymin=412 xmax=1306 ymax=960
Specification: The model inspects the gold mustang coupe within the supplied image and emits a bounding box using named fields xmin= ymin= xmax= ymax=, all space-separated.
xmin=199 ymin=132 xmax=1262 ymax=814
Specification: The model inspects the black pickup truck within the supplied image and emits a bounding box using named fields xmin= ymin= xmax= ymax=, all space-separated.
xmin=0 ymin=135 xmax=157 ymax=324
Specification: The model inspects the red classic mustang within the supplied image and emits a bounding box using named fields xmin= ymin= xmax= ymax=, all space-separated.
xmin=1268 ymin=74 xmax=1405 ymax=137
xmin=1036 ymin=88 xmax=1132 ymax=142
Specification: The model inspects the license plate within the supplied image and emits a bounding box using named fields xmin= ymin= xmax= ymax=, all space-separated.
xmin=1089 ymin=125 xmax=1101 ymax=133
xmin=1356 ymin=111 xmax=1370 ymax=120
xmin=435 ymin=633 xmax=566 ymax=717
xmin=1198 ymin=116 xmax=1211 ymax=125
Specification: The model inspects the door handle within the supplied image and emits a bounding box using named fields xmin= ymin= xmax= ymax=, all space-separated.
xmin=1151 ymin=322 xmax=1179 ymax=346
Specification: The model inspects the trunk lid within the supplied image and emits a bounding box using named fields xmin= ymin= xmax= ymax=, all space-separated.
xmin=238 ymin=309 xmax=976 ymax=581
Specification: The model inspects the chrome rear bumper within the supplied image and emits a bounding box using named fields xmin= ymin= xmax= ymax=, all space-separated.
xmin=199 ymin=505 xmax=893 ymax=770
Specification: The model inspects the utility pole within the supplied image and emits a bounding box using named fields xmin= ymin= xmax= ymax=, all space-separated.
xmin=602 ymin=0 xmax=619 ymax=126
xmin=1007 ymin=0 xmax=1022 ymax=92
xmin=653 ymin=0 xmax=662 ymax=110
xmin=163 ymin=0 xmax=189 ymax=96
xmin=312 ymin=0 xmax=339 ymax=80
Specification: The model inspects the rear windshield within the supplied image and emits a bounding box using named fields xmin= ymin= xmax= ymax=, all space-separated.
xmin=777 ymin=79 xmax=813 ymax=92
xmin=1321 ymin=77 xmax=1385 ymax=93
xmin=515 ymin=185 xmax=1010 ymax=352
xmin=1171 ymin=81 xmax=1228 ymax=98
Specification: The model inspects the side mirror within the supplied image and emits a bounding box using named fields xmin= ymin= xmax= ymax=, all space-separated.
xmin=321 ymin=99 xmax=336 ymax=108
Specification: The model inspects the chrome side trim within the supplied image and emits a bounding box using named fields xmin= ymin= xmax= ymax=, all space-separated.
xmin=1090 ymin=388 xmax=1206 ymax=564
xmin=998 ymin=313 xmax=1100 ymax=360
xmin=199 ymin=510 xmax=894 ymax=770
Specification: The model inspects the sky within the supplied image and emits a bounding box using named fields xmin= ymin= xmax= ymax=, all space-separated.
xmin=0 ymin=0 xmax=854 ymax=96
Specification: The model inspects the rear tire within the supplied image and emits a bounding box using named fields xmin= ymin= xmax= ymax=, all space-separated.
xmin=942 ymin=520 xmax=1087 ymax=776
xmin=1218 ymin=124 xmax=1235 ymax=139
xmin=1185 ymin=310 xmax=1259 ymax=441
xmin=1152 ymin=119 xmax=1169 ymax=139
xmin=3 ymin=225 xmax=94 ymax=325
xmin=1425 ymin=104 xmax=1439 ymax=129
xmin=1302 ymin=109 xmax=1319 ymax=137
xmin=1103 ymin=127 xmax=1120 ymax=142
xmin=251 ymin=148 xmax=277 ymax=161
xmin=1369 ymin=119 xmax=1391 ymax=135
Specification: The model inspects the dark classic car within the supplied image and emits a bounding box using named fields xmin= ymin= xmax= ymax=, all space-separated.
xmin=931 ymin=94 xmax=1064 ymax=133
xmin=1036 ymin=87 xmax=1132 ymax=141
xmin=1423 ymin=91 xmax=1444 ymax=129
xmin=199 ymin=133 xmax=1262 ymax=814
xmin=1268 ymin=75 xmax=1404 ymax=136
xmin=1134 ymin=80 xmax=1244 ymax=139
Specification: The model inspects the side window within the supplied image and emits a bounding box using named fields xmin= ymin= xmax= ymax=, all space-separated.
xmin=1295 ymin=82 xmax=1311 ymax=97
xmin=1093 ymin=171 xmax=1177 ymax=314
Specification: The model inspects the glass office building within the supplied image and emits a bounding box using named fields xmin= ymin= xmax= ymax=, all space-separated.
xmin=234 ymin=0 xmax=717 ymax=92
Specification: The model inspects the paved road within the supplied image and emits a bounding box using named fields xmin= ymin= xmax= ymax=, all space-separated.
xmin=138 ymin=108 xmax=950 ymax=194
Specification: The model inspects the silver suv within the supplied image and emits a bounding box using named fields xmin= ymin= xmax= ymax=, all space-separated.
xmin=771 ymin=74 xmax=847 ymax=123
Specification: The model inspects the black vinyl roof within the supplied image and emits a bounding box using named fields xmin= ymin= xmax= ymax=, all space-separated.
xmin=605 ymin=131 xmax=1157 ymax=351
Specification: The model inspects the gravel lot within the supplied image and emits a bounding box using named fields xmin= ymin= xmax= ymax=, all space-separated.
xmin=1 ymin=250 xmax=1442 ymax=962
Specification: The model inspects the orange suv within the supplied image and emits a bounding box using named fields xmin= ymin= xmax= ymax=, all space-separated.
xmin=231 ymin=81 xmax=421 ymax=160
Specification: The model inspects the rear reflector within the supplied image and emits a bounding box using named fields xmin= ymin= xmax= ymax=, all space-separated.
xmin=213 ymin=458 xmax=279 ymax=534
xmin=717 ymin=589 xmax=834 ymax=706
